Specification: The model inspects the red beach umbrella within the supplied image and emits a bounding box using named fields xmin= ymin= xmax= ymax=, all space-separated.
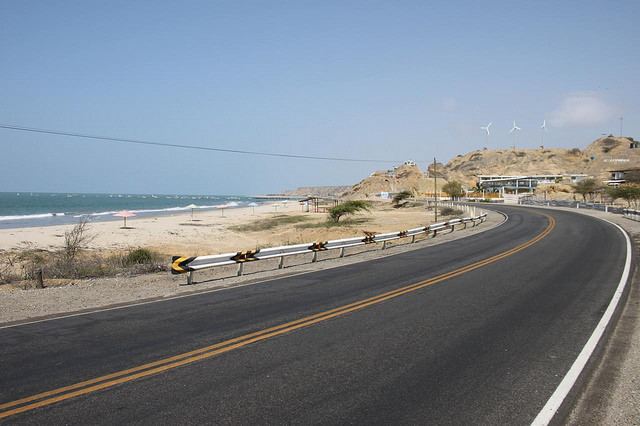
xmin=113 ymin=210 xmax=136 ymax=228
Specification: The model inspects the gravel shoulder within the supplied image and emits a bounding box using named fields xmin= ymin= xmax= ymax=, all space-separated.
xmin=0 ymin=210 xmax=503 ymax=326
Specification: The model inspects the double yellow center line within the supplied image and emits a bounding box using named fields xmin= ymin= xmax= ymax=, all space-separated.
xmin=0 ymin=213 xmax=556 ymax=420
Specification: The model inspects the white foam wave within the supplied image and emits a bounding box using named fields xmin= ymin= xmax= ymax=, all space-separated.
xmin=0 ymin=212 xmax=66 ymax=221
xmin=71 ymin=202 xmax=242 ymax=219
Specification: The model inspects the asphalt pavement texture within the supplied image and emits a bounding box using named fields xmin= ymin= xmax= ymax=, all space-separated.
xmin=0 ymin=206 xmax=628 ymax=425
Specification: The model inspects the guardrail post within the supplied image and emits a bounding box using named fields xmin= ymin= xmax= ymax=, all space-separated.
xmin=237 ymin=262 xmax=244 ymax=276
xmin=382 ymin=240 xmax=387 ymax=250
xmin=411 ymin=235 xmax=416 ymax=243
xmin=278 ymin=256 xmax=284 ymax=269
xmin=312 ymin=251 xmax=318 ymax=262
xmin=186 ymin=271 xmax=193 ymax=285
xmin=339 ymin=247 xmax=345 ymax=257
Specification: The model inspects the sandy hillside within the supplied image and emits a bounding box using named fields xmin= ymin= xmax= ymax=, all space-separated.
xmin=444 ymin=136 xmax=640 ymax=187
xmin=342 ymin=164 xmax=448 ymax=199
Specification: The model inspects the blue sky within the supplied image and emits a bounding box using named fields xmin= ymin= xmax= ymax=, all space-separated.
xmin=1 ymin=0 xmax=638 ymax=195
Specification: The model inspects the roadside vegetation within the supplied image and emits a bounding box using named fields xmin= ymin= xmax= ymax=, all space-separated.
xmin=439 ymin=207 xmax=463 ymax=216
xmin=0 ymin=220 xmax=165 ymax=288
xmin=392 ymin=190 xmax=413 ymax=208
xmin=328 ymin=200 xmax=372 ymax=223
xmin=573 ymin=178 xmax=601 ymax=202
xmin=606 ymin=184 xmax=640 ymax=208
xmin=230 ymin=215 xmax=311 ymax=232
xmin=296 ymin=217 xmax=371 ymax=229
xmin=442 ymin=181 xmax=465 ymax=200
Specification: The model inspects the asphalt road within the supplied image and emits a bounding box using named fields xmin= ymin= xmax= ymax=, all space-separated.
xmin=0 ymin=206 xmax=629 ymax=425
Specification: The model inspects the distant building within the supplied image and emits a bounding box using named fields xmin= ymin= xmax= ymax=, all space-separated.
xmin=605 ymin=168 xmax=640 ymax=186
xmin=403 ymin=160 xmax=416 ymax=166
xmin=477 ymin=174 xmax=588 ymax=194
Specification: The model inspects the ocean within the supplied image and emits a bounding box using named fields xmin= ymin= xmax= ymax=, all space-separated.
xmin=0 ymin=192 xmax=278 ymax=229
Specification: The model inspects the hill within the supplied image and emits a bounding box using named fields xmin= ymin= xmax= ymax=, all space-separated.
xmin=337 ymin=135 xmax=639 ymax=199
xmin=283 ymin=185 xmax=351 ymax=198
xmin=341 ymin=164 xmax=447 ymax=199
xmin=444 ymin=136 xmax=640 ymax=188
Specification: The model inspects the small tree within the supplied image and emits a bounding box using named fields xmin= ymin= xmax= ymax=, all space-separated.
xmin=328 ymin=200 xmax=371 ymax=223
xmin=442 ymin=181 xmax=465 ymax=200
xmin=607 ymin=184 xmax=640 ymax=207
xmin=573 ymin=179 xmax=599 ymax=202
xmin=392 ymin=190 xmax=413 ymax=208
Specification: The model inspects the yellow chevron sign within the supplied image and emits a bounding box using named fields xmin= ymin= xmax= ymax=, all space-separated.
xmin=308 ymin=241 xmax=328 ymax=251
xmin=230 ymin=250 xmax=259 ymax=263
xmin=171 ymin=256 xmax=195 ymax=274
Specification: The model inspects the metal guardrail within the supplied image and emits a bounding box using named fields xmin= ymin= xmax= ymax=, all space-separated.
xmin=623 ymin=208 xmax=640 ymax=221
xmin=171 ymin=213 xmax=488 ymax=285
xmin=520 ymin=199 xmax=625 ymax=214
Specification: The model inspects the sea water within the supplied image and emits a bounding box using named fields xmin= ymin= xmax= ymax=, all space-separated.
xmin=0 ymin=192 xmax=276 ymax=229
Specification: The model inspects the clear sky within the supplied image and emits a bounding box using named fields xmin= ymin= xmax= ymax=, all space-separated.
xmin=1 ymin=0 xmax=638 ymax=195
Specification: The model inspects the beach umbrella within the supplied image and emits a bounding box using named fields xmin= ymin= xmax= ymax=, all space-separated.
xmin=248 ymin=202 xmax=258 ymax=215
xmin=113 ymin=210 xmax=136 ymax=228
xmin=186 ymin=203 xmax=198 ymax=221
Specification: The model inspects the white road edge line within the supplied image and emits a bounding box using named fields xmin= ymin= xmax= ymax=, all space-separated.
xmin=531 ymin=218 xmax=632 ymax=425
xmin=0 ymin=210 xmax=507 ymax=330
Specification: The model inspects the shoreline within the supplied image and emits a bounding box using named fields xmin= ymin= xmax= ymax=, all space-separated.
xmin=0 ymin=193 xmax=293 ymax=230
xmin=0 ymin=199 xmax=445 ymax=256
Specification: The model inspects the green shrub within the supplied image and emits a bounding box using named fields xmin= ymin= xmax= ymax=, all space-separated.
xmin=123 ymin=248 xmax=157 ymax=266
xmin=439 ymin=207 xmax=463 ymax=216
xmin=442 ymin=181 xmax=465 ymax=200
xmin=231 ymin=215 xmax=310 ymax=232
xmin=392 ymin=191 xmax=413 ymax=208
xmin=328 ymin=201 xmax=371 ymax=223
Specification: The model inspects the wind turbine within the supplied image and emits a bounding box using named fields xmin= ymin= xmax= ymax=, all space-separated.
xmin=541 ymin=120 xmax=547 ymax=147
xmin=509 ymin=120 xmax=522 ymax=150
xmin=480 ymin=122 xmax=492 ymax=148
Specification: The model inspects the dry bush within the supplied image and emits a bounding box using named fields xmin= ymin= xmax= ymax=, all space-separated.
xmin=63 ymin=217 xmax=95 ymax=262
xmin=440 ymin=207 xmax=463 ymax=216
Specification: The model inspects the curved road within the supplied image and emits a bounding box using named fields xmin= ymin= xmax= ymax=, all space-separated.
xmin=0 ymin=206 xmax=630 ymax=424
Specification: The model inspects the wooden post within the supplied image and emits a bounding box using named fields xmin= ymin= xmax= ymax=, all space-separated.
xmin=35 ymin=268 xmax=44 ymax=289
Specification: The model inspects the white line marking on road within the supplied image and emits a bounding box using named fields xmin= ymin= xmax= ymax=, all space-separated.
xmin=531 ymin=218 xmax=632 ymax=425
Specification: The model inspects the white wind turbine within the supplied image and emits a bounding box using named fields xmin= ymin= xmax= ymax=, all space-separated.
xmin=541 ymin=119 xmax=547 ymax=147
xmin=509 ymin=120 xmax=522 ymax=150
xmin=480 ymin=122 xmax=492 ymax=147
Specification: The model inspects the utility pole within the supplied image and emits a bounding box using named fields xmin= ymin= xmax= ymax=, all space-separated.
xmin=433 ymin=157 xmax=438 ymax=223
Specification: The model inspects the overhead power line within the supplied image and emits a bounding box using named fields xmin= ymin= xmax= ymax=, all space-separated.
xmin=0 ymin=123 xmax=408 ymax=164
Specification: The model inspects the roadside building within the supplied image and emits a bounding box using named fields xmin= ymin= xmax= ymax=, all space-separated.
xmin=604 ymin=168 xmax=640 ymax=186
xmin=477 ymin=174 xmax=588 ymax=195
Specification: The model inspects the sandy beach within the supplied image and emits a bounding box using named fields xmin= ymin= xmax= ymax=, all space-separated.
xmin=0 ymin=200 xmax=460 ymax=257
